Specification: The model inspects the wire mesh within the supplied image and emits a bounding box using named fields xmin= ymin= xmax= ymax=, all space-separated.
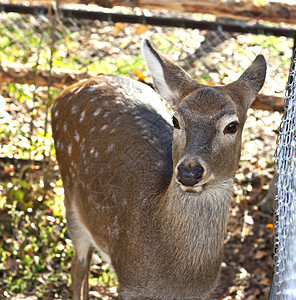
xmin=273 ymin=49 xmax=296 ymax=298
xmin=0 ymin=5 xmax=293 ymax=164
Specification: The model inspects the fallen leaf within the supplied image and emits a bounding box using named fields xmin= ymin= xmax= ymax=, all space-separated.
xmin=114 ymin=22 xmax=125 ymax=36
xmin=254 ymin=250 xmax=266 ymax=259
xmin=259 ymin=278 xmax=271 ymax=286
xmin=133 ymin=69 xmax=146 ymax=82
xmin=135 ymin=24 xmax=148 ymax=35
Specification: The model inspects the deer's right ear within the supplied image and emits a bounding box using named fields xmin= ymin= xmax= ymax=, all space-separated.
xmin=142 ymin=39 xmax=198 ymax=110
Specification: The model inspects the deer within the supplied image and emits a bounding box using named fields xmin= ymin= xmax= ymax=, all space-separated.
xmin=51 ymin=39 xmax=266 ymax=299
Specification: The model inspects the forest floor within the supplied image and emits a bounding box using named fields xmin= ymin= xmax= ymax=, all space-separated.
xmin=0 ymin=5 xmax=293 ymax=299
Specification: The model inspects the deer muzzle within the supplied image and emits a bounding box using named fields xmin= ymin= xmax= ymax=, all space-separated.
xmin=176 ymin=164 xmax=204 ymax=187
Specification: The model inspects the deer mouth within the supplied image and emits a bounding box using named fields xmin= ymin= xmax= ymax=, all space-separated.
xmin=175 ymin=170 xmax=215 ymax=194
xmin=179 ymin=184 xmax=204 ymax=193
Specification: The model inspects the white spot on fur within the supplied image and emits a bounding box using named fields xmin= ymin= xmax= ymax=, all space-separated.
xmin=113 ymin=216 xmax=119 ymax=239
xmin=90 ymin=127 xmax=96 ymax=135
xmin=107 ymin=144 xmax=114 ymax=152
xmin=88 ymin=85 xmax=99 ymax=92
xmin=90 ymin=97 xmax=97 ymax=102
xmin=101 ymin=125 xmax=107 ymax=131
xmin=103 ymin=112 xmax=110 ymax=118
xmin=63 ymin=123 xmax=67 ymax=132
xmin=90 ymin=147 xmax=95 ymax=154
xmin=93 ymin=108 xmax=101 ymax=116
xmin=68 ymin=144 xmax=72 ymax=155
xmin=79 ymin=110 xmax=86 ymax=122
xmin=75 ymin=85 xmax=85 ymax=94
xmin=71 ymin=105 xmax=79 ymax=114
xmin=157 ymin=161 xmax=164 ymax=167
xmin=70 ymin=86 xmax=78 ymax=93
xmin=110 ymin=128 xmax=115 ymax=134
xmin=74 ymin=130 xmax=80 ymax=142
xmin=54 ymin=110 xmax=59 ymax=119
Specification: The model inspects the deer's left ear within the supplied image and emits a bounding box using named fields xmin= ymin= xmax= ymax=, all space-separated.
xmin=142 ymin=39 xmax=200 ymax=110
xmin=228 ymin=55 xmax=267 ymax=108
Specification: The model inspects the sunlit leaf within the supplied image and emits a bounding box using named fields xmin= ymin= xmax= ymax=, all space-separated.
xmin=133 ymin=69 xmax=146 ymax=82
xmin=13 ymin=189 xmax=25 ymax=203
xmin=135 ymin=24 xmax=148 ymax=35
xmin=114 ymin=23 xmax=125 ymax=36
xmin=18 ymin=179 xmax=31 ymax=190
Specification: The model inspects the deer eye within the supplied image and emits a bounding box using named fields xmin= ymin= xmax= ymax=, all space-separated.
xmin=224 ymin=121 xmax=239 ymax=134
xmin=172 ymin=116 xmax=180 ymax=129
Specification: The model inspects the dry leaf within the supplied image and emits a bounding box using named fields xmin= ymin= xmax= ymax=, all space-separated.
xmin=114 ymin=22 xmax=125 ymax=36
xmin=254 ymin=0 xmax=267 ymax=7
xmin=133 ymin=69 xmax=146 ymax=82
xmin=259 ymin=278 xmax=271 ymax=286
xmin=254 ymin=250 xmax=266 ymax=259
xmin=135 ymin=24 xmax=149 ymax=35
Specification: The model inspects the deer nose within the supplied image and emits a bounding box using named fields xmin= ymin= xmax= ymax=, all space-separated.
xmin=176 ymin=164 xmax=204 ymax=187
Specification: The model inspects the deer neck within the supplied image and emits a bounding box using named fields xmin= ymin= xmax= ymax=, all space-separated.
xmin=158 ymin=179 xmax=233 ymax=262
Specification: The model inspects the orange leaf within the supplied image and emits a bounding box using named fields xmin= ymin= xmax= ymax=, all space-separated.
xmin=25 ymin=247 xmax=34 ymax=256
xmin=135 ymin=24 xmax=149 ymax=35
xmin=133 ymin=69 xmax=146 ymax=82
xmin=114 ymin=22 xmax=125 ymax=36
xmin=266 ymin=223 xmax=274 ymax=229
xmin=206 ymin=81 xmax=216 ymax=86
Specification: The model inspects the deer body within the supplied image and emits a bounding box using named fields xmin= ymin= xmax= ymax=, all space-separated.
xmin=52 ymin=40 xmax=266 ymax=299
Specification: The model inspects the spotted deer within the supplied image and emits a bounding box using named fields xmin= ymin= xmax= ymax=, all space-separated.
xmin=51 ymin=40 xmax=266 ymax=299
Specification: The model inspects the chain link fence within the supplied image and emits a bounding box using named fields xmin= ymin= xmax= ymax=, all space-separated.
xmin=272 ymin=48 xmax=296 ymax=299
xmin=0 ymin=4 xmax=294 ymax=163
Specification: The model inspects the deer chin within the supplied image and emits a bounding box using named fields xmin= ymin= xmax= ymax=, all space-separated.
xmin=179 ymin=183 xmax=204 ymax=194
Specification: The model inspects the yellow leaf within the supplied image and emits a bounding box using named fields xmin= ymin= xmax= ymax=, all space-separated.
xmin=254 ymin=0 xmax=267 ymax=6
xmin=55 ymin=179 xmax=63 ymax=187
xmin=242 ymin=227 xmax=249 ymax=236
xmin=65 ymin=37 xmax=73 ymax=50
xmin=53 ymin=207 xmax=62 ymax=216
